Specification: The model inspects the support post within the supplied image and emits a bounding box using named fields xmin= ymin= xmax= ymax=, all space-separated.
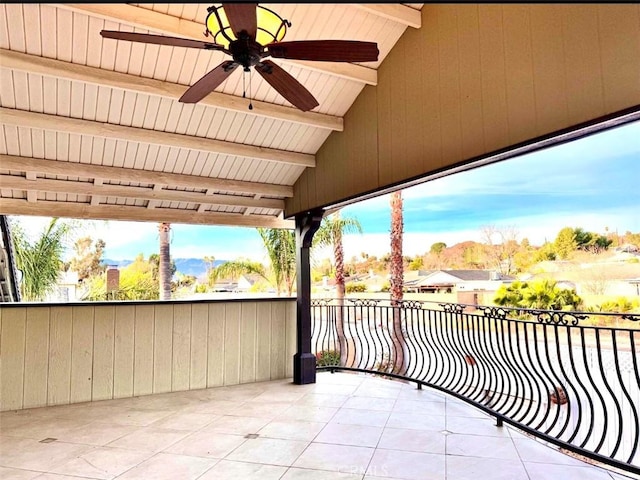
xmin=293 ymin=209 xmax=323 ymax=384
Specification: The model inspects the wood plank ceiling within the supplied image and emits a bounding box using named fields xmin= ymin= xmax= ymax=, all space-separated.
xmin=0 ymin=3 xmax=422 ymax=228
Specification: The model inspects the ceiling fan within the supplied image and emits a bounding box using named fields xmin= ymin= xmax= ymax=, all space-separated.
xmin=100 ymin=3 xmax=379 ymax=112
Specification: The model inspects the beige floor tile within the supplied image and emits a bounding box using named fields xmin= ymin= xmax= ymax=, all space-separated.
xmin=163 ymin=431 xmax=247 ymax=458
xmin=282 ymin=467 xmax=364 ymax=479
xmin=397 ymin=388 xmax=446 ymax=403
xmin=200 ymin=415 xmax=269 ymax=436
xmin=278 ymin=405 xmax=339 ymax=422
xmin=386 ymin=412 xmax=444 ymax=431
xmin=258 ymin=420 xmax=326 ymax=441
xmin=513 ymin=437 xmax=585 ymax=465
xmin=293 ymin=443 xmax=375 ymax=474
xmin=446 ymin=434 xmax=518 ymax=460
xmin=316 ymin=372 xmax=365 ymax=386
xmin=0 ymin=437 xmax=92 ymax=471
xmin=148 ymin=412 xmax=219 ymax=431
xmin=116 ymin=452 xmax=217 ymax=479
xmin=315 ymin=423 xmax=383 ymax=448
xmin=330 ymin=408 xmax=390 ymax=427
xmin=342 ymin=396 xmax=396 ymax=411
xmin=0 ymin=466 xmax=41 ymax=479
xmin=524 ymin=462 xmax=615 ymax=480
xmin=48 ymin=446 xmax=153 ymax=479
xmin=106 ymin=427 xmax=188 ymax=452
xmin=353 ymin=386 xmax=401 ymax=400
xmin=248 ymin=390 xmax=307 ymax=404
xmin=445 ymin=416 xmax=510 ymax=437
xmin=446 ymin=456 xmax=529 ymax=480
xmin=197 ymin=459 xmax=286 ymax=479
xmin=378 ymin=428 xmax=446 ymax=454
xmin=226 ymin=437 xmax=309 ymax=466
xmin=0 ymin=417 xmax=92 ymax=441
xmin=226 ymin=401 xmax=293 ymax=419
xmin=32 ymin=474 xmax=96 ymax=479
xmin=310 ymin=383 xmax=360 ymax=396
xmin=445 ymin=401 xmax=488 ymax=419
xmin=296 ymin=393 xmax=349 ymax=408
xmin=392 ymin=399 xmax=445 ymax=416
xmin=180 ymin=400 xmax=239 ymax=415
xmin=53 ymin=421 xmax=139 ymax=446
xmin=366 ymin=449 xmax=445 ymax=480
xmin=105 ymin=408 xmax=174 ymax=426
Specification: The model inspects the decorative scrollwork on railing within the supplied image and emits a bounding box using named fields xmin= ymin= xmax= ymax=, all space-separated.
xmin=476 ymin=306 xmax=512 ymax=320
xmin=311 ymin=299 xmax=331 ymax=307
xmin=535 ymin=310 xmax=588 ymax=326
xmin=621 ymin=314 xmax=640 ymax=322
xmin=439 ymin=303 xmax=465 ymax=314
xmin=399 ymin=300 xmax=425 ymax=310
xmin=347 ymin=298 xmax=379 ymax=307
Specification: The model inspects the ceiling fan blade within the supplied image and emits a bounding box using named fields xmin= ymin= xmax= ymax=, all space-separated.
xmin=100 ymin=31 xmax=224 ymax=50
xmin=267 ymin=40 xmax=379 ymax=63
xmin=179 ymin=61 xmax=239 ymax=103
xmin=255 ymin=60 xmax=319 ymax=112
xmin=222 ymin=3 xmax=257 ymax=40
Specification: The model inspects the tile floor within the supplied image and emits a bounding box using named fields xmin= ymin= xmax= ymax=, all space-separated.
xmin=0 ymin=372 xmax=637 ymax=480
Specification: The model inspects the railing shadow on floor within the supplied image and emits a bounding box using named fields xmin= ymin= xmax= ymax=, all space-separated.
xmin=311 ymin=298 xmax=640 ymax=476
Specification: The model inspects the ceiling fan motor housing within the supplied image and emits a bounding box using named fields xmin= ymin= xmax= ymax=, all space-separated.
xmin=229 ymin=34 xmax=264 ymax=71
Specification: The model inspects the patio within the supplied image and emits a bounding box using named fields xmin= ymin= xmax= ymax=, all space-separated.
xmin=0 ymin=371 xmax=631 ymax=480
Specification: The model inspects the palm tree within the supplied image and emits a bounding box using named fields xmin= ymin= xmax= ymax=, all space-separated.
xmin=11 ymin=217 xmax=72 ymax=301
xmin=211 ymin=228 xmax=296 ymax=296
xmin=389 ymin=191 xmax=407 ymax=374
xmin=257 ymin=227 xmax=296 ymax=296
xmin=313 ymin=212 xmax=363 ymax=366
xmin=158 ymin=222 xmax=171 ymax=300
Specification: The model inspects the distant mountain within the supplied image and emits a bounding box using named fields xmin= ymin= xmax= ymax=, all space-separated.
xmin=101 ymin=258 xmax=227 ymax=280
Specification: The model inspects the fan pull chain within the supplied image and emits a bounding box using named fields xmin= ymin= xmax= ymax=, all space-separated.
xmin=249 ymin=70 xmax=253 ymax=110
xmin=242 ymin=70 xmax=246 ymax=99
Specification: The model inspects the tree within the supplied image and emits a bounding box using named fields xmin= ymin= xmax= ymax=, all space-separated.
xmin=158 ymin=223 xmax=172 ymax=300
xmin=210 ymin=258 xmax=269 ymax=287
xmin=554 ymin=227 xmax=577 ymax=260
xmin=83 ymin=254 xmax=158 ymax=300
xmin=257 ymin=227 xmax=297 ymax=296
xmin=11 ymin=217 xmax=72 ymax=301
xmin=313 ymin=212 xmax=363 ymax=366
xmin=480 ymin=224 xmax=520 ymax=275
xmin=69 ymin=236 xmax=106 ymax=281
xmin=211 ymin=227 xmax=296 ymax=296
xmin=430 ymin=242 xmax=447 ymax=255
xmin=494 ymin=280 xmax=583 ymax=310
xmin=389 ymin=191 xmax=407 ymax=375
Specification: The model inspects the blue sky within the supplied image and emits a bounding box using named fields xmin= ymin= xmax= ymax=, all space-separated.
xmin=12 ymin=120 xmax=640 ymax=263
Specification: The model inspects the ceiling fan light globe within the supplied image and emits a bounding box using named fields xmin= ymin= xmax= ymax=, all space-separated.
xmin=206 ymin=5 xmax=289 ymax=49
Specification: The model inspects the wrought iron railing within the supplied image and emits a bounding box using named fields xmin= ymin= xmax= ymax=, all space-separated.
xmin=311 ymin=298 xmax=640 ymax=475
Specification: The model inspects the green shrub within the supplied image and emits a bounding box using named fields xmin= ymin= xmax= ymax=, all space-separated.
xmin=194 ymin=284 xmax=208 ymax=293
xmin=316 ymin=350 xmax=341 ymax=367
xmin=345 ymin=282 xmax=367 ymax=293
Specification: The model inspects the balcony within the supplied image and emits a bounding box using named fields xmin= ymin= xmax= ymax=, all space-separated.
xmin=1 ymin=297 xmax=638 ymax=478
xmin=1 ymin=370 xmax=630 ymax=479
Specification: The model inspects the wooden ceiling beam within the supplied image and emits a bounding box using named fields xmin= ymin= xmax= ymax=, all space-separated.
xmin=0 ymin=175 xmax=285 ymax=210
xmin=0 ymin=108 xmax=315 ymax=168
xmin=57 ymin=3 xmax=377 ymax=86
xmin=354 ymin=4 xmax=422 ymax=29
xmin=0 ymin=155 xmax=293 ymax=198
xmin=0 ymin=198 xmax=295 ymax=229
xmin=0 ymin=49 xmax=343 ymax=132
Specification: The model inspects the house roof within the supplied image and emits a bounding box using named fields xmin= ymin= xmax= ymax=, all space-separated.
xmin=406 ymin=270 xmax=515 ymax=286
xmin=0 ymin=3 xmax=422 ymax=228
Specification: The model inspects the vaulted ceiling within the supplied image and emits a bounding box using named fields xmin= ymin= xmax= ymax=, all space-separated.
xmin=0 ymin=3 xmax=422 ymax=228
